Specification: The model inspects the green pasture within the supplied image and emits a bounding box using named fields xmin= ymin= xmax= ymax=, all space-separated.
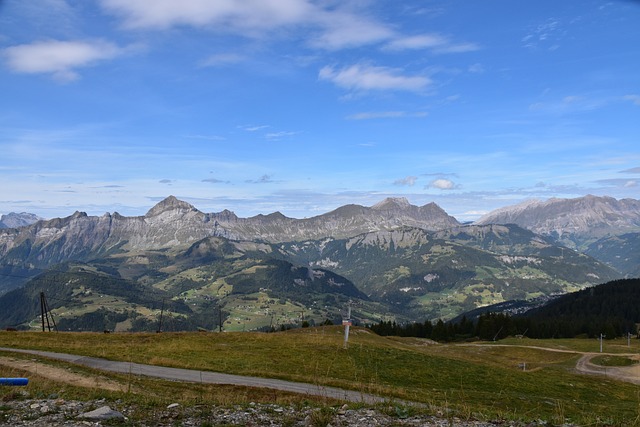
xmin=1 ymin=328 xmax=640 ymax=425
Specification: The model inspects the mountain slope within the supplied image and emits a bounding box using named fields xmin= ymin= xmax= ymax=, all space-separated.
xmin=0 ymin=235 xmax=375 ymax=331
xmin=514 ymin=278 xmax=640 ymax=338
xmin=271 ymin=225 xmax=619 ymax=320
xmin=585 ymin=232 xmax=640 ymax=277
xmin=475 ymin=195 xmax=640 ymax=249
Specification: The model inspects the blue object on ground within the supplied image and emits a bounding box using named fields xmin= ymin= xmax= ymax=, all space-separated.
xmin=0 ymin=378 xmax=29 ymax=386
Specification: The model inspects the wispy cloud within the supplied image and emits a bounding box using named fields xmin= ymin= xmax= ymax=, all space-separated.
xmin=595 ymin=178 xmax=637 ymax=188
xmin=347 ymin=111 xmax=427 ymax=120
xmin=383 ymin=33 xmax=479 ymax=54
xmin=310 ymin=8 xmax=393 ymax=50
xmin=319 ymin=63 xmax=431 ymax=92
xmin=199 ymin=53 xmax=246 ymax=68
xmin=266 ymin=131 xmax=297 ymax=140
xmin=240 ymin=125 xmax=269 ymax=132
xmin=393 ymin=176 xmax=417 ymax=186
xmin=100 ymin=0 xmax=314 ymax=32
xmin=97 ymin=0 xmax=480 ymax=57
xmin=100 ymin=0 xmax=392 ymax=50
xmin=529 ymin=94 xmax=607 ymax=115
xmin=620 ymin=167 xmax=640 ymax=174
xmin=202 ymin=178 xmax=229 ymax=184
xmin=522 ymin=17 xmax=564 ymax=50
xmin=183 ymin=134 xmax=226 ymax=141
xmin=3 ymin=39 xmax=125 ymax=82
xmin=623 ymin=95 xmax=640 ymax=106
xmin=468 ymin=63 xmax=484 ymax=73
xmin=246 ymin=174 xmax=275 ymax=184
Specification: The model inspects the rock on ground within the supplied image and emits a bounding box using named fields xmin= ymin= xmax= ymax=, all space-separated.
xmin=0 ymin=397 xmax=555 ymax=426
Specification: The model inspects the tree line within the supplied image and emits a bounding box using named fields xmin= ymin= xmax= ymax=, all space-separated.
xmin=370 ymin=278 xmax=640 ymax=341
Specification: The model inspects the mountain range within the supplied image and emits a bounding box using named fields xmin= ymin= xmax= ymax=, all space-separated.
xmin=0 ymin=195 xmax=637 ymax=331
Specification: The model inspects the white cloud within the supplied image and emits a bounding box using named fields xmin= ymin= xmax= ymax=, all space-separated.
xmin=427 ymin=178 xmax=457 ymax=190
xmin=100 ymin=0 xmax=314 ymax=31
xmin=385 ymin=34 xmax=447 ymax=50
xmin=100 ymin=0 xmax=394 ymax=51
xmin=266 ymin=131 xmax=297 ymax=140
xmin=393 ymin=176 xmax=417 ymax=186
xmin=312 ymin=11 xmax=393 ymax=50
xmin=241 ymin=125 xmax=269 ymax=132
xmin=319 ymin=64 xmax=431 ymax=92
xmin=3 ymin=39 xmax=123 ymax=82
xmin=384 ymin=33 xmax=480 ymax=54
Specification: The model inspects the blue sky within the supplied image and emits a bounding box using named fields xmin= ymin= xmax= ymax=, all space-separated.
xmin=1 ymin=0 xmax=639 ymax=221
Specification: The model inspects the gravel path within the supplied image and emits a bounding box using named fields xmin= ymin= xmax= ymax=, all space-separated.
xmin=0 ymin=347 xmax=386 ymax=404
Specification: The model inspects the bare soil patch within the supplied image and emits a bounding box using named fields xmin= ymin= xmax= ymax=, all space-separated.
xmin=0 ymin=356 xmax=127 ymax=392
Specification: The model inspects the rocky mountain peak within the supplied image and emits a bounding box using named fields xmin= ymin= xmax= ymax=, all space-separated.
xmin=372 ymin=197 xmax=412 ymax=211
xmin=0 ymin=212 xmax=44 ymax=229
xmin=145 ymin=196 xmax=199 ymax=217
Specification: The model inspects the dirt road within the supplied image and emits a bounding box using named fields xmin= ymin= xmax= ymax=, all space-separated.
xmin=574 ymin=353 xmax=640 ymax=384
xmin=0 ymin=347 xmax=386 ymax=404
xmin=462 ymin=343 xmax=640 ymax=385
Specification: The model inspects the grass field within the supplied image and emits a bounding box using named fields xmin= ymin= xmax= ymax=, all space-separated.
xmin=2 ymin=328 xmax=640 ymax=425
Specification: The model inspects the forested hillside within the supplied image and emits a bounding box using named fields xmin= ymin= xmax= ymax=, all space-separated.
xmin=371 ymin=278 xmax=640 ymax=341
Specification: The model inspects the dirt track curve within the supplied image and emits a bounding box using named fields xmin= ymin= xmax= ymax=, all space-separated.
xmin=0 ymin=347 xmax=386 ymax=404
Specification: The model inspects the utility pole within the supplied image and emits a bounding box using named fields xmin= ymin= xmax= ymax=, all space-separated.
xmin=493 ymin=326 xmax=504 ymax=342
xmin=600 ymin=333 xmax=605 ymax=353
xmin=157 ymin=299 xmax=165 ymax=333
xmin=218 ymin=304 xmax=223 ymax=333
xmin=343 ymin=300 xmax=352 ymax=349
xmin=39 ymin=292 xmax=57 ymax=332
xmin=40 ymin=292 xmax=45 ymax=332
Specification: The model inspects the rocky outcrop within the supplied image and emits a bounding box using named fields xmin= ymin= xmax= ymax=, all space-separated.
xmin=211 ymin=197 xmax=460 ymax=242
xmin=475 ymin=195 xmax=640 ymax=248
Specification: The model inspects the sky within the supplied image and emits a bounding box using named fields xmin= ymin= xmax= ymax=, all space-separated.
xmin=1 ymin=0 xmax=639 ymax=222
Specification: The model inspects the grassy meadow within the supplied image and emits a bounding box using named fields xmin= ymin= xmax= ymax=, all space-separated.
xmin=1 ymin=327 xmax=640 ymax=425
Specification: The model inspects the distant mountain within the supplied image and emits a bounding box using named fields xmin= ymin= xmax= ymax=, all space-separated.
xmin=210 ymin=196 xmax=460 ymax=242
xmin=0 ymin=196 xmax=459 ymax=294
xmin=0 ymin=195 xmax=634 ymax=330
xmin=0 ymin=212 xmax=43 ymax=229
xmin=270 ymin=224 xmax=619 ymax=320
xmin=475 ymin=195 xmax=640 ymax=249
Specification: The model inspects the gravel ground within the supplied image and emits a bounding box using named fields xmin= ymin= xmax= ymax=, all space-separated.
xmin=0 ymin=394 xmax=554 ymax=427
